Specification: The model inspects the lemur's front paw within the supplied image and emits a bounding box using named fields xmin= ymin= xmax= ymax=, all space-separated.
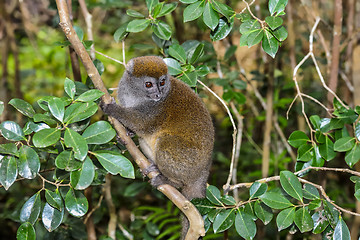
xmin=100 ymin=97 xmax=116 ymax=115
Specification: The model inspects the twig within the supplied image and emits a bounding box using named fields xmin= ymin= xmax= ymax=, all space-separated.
xmin=95 ymin=50 xmax=126 ymax=67
xmin=104 ymin=174 xmax=117 ymax=239
xmin=78 ymin=0 xmax=95 ymax=60
xmin=84 ymin=194 xmax=104 ymax=224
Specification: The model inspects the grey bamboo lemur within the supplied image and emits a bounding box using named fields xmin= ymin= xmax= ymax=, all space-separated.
xmin=101 ymin=56 xmax=214 ymax=238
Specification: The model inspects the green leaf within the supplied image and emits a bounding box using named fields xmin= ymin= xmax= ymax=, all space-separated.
xmin=127 ymin=19 xmax=150 ymax=32
xmin=0 ymin=156 xmax=17 ymax=190
xmin=249 ymin=182 xmax=267 ymax=199
xmin=312 ymin=211 xmax=329 ymax=234
xmin=221 ymin=195 xmax=236 ymax=205
xmin=312 ymin=145 xmax=325 ymax=167
xmin=213 ymin=209 xmax=235 ymax=233
xmin=189 ymin=43 xmax=204 ymax=64
xmin=0 ymin=121 xmax=25 ymax=141
xmin=235 ymin=209 xmax=257 ymax=240
xmin=329 ymin=118 xmax=345 ymax=130
xmin=126 ymin=9 xmax=145 ymax=18
xmin=20 ymin=192 xmax=41 ymax=225
xmin=247 ymin=29 xmax=264 ymax=47
xmin=206 ymin=185 xmax=222 ymax=205
xmin=280 ymin=171 xmax=303 ymax=202
xmin=32 ymin=128 xmax=61 ymax=148
xmin=297 ymin=144 xmax=313 ymax=162
xmin=9 ymin=98 xmax=35 ymax=118
xmin=196 ymin=65 xmax=210 ymax=77
xmin=151 ymin=20 xmax=172 ymax=40
xmin=76 ymin=89 xmax=104 ymax=102
xmin=265 ymin=16 xmax=283 ymax=30
xmin=45 ymin=189 xmax=62 ymax=211
xmin=239 ymin=19 xmax=260 ymax=34
xmin=180 ymin=71 xmax=198 ymax=87
xmin=64 ymin=78 xmax=76 ymax=99
xmin=203 ymin=2 xmax=219 ymax=31
xmin=276 ymin=207 xmax=295 ymax=231
xmin=168 ymin=44 xmax=187 ymax=63
xmin=355 ymin=123 xmax=360 ymax=141
xmin=124 ymin=182 xmax=147 ymax=197
xmin=310 ymin=115 xmax=321 ymax=130
xmin=74 ymin=25 xmax=84 ymax=41
xmin=65 ymin=188 xmax=88 ymax=217
xmin=157 ymin=3 xmax=177 ymax=17
xmin=42 ymin=202 xmax=64 ymax=232
xmin=333 ymin=218 xmax=350 ymax=239
xmin=183 ymin=1 xmax=205 ymax=22
xmin=288 ymin=131 xmax=309 ymax=148
xmin=163 ymin=58 xmax=182 ymax=75
xmin=308 ymin=199 xmax=322 ymax=210
xmin=259 ymin=191 xmax=294 ymax=209
xmin=294 ymin=207 xmax=313 ymax=233
xmin=64 ymin=128 xmax=88 ymax=161
xmin=319 ymin=136 xmax=336 ymax=161
xmin=70 ymin=157 xmax=95 ymax=190
xmin=180 ymin=0 xmax=198 ymax=3
xmin=55 ymin=150 xmax=82 ymax=171
xmin=93 ymin=151 xmax=135 ymax=178
xmin=114 ymin=24 xmax=128 ymax=43
xmin=17 ymin=222 xmax=36 ymax=240
xmin=146 ymin=0 xmax=159 ymax=12
xmin=269 ymin=0 xmax=288 ymax=16
xmin=345 ymin=144 xmax=360 ymax=167
xmin=48 ymin=97 xmax=65 ymax=122
xmin=18 ymin=145 xmax=40 ymax=179
xmin=303 ymin=183 xmax=320 ymax=200
xmin=210 ymin=17 xmax=233 ymax=41
xmin=262 ymin=29 xmax=279 ymax=58
xmin=323 ymin=200 xmax=339 ymax=228
xmin=33 ymin=113 xmax=58 ymax=126
xmin=0 ymin=143 xmax=18 ymax=156
xmin=254 ymin=201 xmax=273 ymax=225
xmin=82 ymin=121 xmax=116 ymax=144
xmin=64 ymin=102 xmax=98 ymax=124
xmin=211 ymin=1 xmax=234 ymax=21
xmin=334 ymin=137 xmax=355 ymax=152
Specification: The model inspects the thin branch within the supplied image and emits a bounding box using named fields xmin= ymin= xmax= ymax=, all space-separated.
xmin=95 ymin=50 xmax=126 ymax=67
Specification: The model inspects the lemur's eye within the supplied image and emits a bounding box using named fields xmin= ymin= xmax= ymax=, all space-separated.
xmin=145 ymin=82 xmax=153 ymax=88
xmin=159 ymin=79 xmax=166 ymax=86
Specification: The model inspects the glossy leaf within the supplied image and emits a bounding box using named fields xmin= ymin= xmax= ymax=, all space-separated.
xmin=20 ymin=192 xmax=41 ymax=225
xmin=45 ymin=189 xmax=62 ymax=211
xmin=42 ymin=202 xmax=64 ymax=232
xmin=334 ymin=137 xmax=355 ymax=152
xmin=168 ymin=44 xmax=187 ymax=63
xmin=269 ymin=0 xmax=288 ymax=16
xmin=319 ymin=136 xmax=336 ymax=161
xmin=127 ymin=19 xmax=150 ymax=32
xmin=312 ymin=211 xmax=329 ymax=234
xmin=273 ymin=27 xmax=288 ymax=41
xmin=64 ymin=102 xmax=98 ymax=124
xmin=55 ymin=150 xmax=82 ymax=171
xmin=163 ymin=58 xmax=182 ymax=75
xmin=64 ymin=128 xmax=88 ymax=161
xmin=157 ymin=2 xmax=177 ymax=17
xmin=0 ymin=101 xmax=3 ymax=115
xmin=9 ymin=98 xmax=35 ymax=118
xmin=288 ymin=131 xmax=309 ymax=148
xmin=294 ymin=207 xmax=313 ymax=233
xmin=249 ymin=182 xmax=267 ymax=199
xmin=213 ymin=209 xmax=235 ymax=233
xmin=303 ymin=183 xmax=320 ymax=200
xmin=189 ymin=43 xmax=204 ymax=64
xmin=203 ymin=2 xmax=219 ymax=31
xmin=308 ymin=199 xmax=322 ymax=210
xmin=152 ymin=20 xmax=172 ymax=40
xmin=239 ymin=19 xmax=260 ymax=34
xmin=355 ymin=123 xmax=360 ymax=141
xmin=64 ymin=78 xmax=76 ymax=99
xmin=32 ymin=128 xmax=60 ymax=148
xmin=206 ymin=185 xmax=222 ymax=205
xmin=221 ymin=195 xmax=236 ymax=205
xmin=0 ymin=143 xmax=18 ymax=156
xmin=124 ymin=182 xmax=147 ymax=197
xmin=0 ymin=156 xmax=17 ymax=190
xmin=82 ymin=121 xmax=116 ymax=144
xmin=235 ymin=210 xmax=257 ymax=240
xmin=259 ymin=191 xmax=293 ymax=209
xmin=254 ymin=201 xmax=273 ymax=225
xmin=93 ymin=151 xmax=135 ymax=178
xmin=48 ymin=97 xmax=65 ymax=122
xmin=65 ymin=188 xmax=88 ymax=217
xmin=180 ymin=71 xmax=197 ymax=87
xmin=126 ymin=9 xmax=145 ymax=18
xmin=265 ymin=16 xmax=283 ymax=30
xmin=76 ymin=89 xmax=104 ymax=102
xmin=262 ymin=29 xmax=279 ymax=58
xmin=179 ymin=0 xmax=198 ymax=3
xmin=276 ymin=207 xmax=295 ymax=231
xmin=323 ymin=200 xmax=339 ymax=228
xmin=345 ymin=144 xmax=360 ymax=167
xmin=114 ymin=24 xmax=128 ymax=42
xmin=17 ymin=222 xmax=36 ymax=240
xmin=18 ymin=145 xmax=40 ymax=179
xmin=247 ymin=29 xmax=264 ymax=47
xmin=280 ymin=171 xmax=303 ymax=202
xmin=0 ymin=121 xmax=25 ymax=141
xmin=183 ymin=1 xmax=205 ymax=22
xmin=297 ymin=144 xmax=313 ymax=162
xmin=33 ymin=113 xmax=58 ymax=126
xmin=211 ymin=1 xmax=233 ymax=20
xmin=70 ymin=157 xmax=95 ymax=190
xmin=210 ymin=17 xmax=233 ymax=41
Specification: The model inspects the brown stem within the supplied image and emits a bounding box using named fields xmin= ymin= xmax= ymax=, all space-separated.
xmin=84 ymin=187 xmax=97 ymax=240
xmin=104 ymin=174 xmax=117 ymax=239
xmin=55 ymin=1 xmax=205 ymax=239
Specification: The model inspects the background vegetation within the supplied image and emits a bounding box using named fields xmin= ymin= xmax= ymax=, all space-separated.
xmin=1 ymin=0 xmax=360 ymax=239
